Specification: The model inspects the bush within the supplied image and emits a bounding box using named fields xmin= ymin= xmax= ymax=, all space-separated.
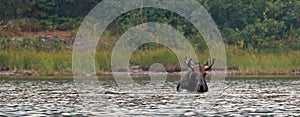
xmin=0 ymin=37 xmax=64 ymax=51
xmin=6 ymin=18 xmax=42 ymax=32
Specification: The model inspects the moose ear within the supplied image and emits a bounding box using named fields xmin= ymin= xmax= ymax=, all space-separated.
xmin=204 ymin=58 xmax=215 ymax=71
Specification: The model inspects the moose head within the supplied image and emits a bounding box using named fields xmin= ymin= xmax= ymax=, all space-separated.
xmin=177 ymin=57 xmax=215 ymax=92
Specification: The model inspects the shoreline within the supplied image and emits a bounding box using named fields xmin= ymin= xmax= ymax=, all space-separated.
xmin=1 ymin=70 xmax=299 ymax=78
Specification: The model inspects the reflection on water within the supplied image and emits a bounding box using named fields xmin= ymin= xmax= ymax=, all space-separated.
xmin=0 ymin=76 xmax=299 ymax=116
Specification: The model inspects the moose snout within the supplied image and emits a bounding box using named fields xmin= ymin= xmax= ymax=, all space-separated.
xmin=196 ymin=77 xmax=207 ymax=92
xmin=197 ymin=84 xmax=206 ymax=92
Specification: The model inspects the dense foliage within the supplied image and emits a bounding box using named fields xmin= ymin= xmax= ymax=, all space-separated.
xmin=0 ymin=0 xmax=299 ymax=52
xmin=0 ymin=0 xmax=102 ymax=30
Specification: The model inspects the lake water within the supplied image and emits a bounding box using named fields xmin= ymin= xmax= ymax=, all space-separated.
xmin=0 ymin=76 xmax=299 ymax=116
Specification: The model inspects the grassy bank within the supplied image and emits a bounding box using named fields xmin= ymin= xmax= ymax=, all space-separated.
xmin=227 ymin=47 xmax=300 ymax=73
xmin=0 ymin=47 xmax=300 ymax=75
xmin=0 ymin=50 xmax=72 ymax=74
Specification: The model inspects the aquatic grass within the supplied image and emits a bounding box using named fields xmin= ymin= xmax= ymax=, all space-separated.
xmin=131 ymin=47 xmax=212 ymax=71
xmin=37 ymin=51 xmax=72 ymax=73
xmin=0 ymin=47 xmax=300 ymax=74
xmin=95 ymin=50 xmax=111 ymax=71
xmin=53 ymin=51 xmax=72 ymax=72
xmin=226 ymin=46 xmax=300 ymax=72
xmin=38 ymin=53 xmax=56 ymax=73
xmin=0 ymin=50 xmax=72 ymax=74
xmin=132 ymin=48 xmax=179 ymax=67
xmin=290 ymin=51 xmax=300 ymax=70
xmin=0 ymin=50 xmax=11 ymax=65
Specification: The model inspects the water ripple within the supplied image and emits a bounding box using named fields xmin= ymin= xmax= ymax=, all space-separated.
xmin=0 ymin=77 xmax=299 ymax=116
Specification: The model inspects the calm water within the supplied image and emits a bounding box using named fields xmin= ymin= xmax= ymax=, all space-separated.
xmin=0 ymin=76 xmax=299 ymax=116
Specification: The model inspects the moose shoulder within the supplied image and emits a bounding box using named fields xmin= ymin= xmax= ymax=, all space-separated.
xmin=177 ymin=57 xmax=215 ymax=93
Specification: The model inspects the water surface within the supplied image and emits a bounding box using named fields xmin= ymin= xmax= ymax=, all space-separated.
xmin=0 ymin=76 xmax=299 ymax=116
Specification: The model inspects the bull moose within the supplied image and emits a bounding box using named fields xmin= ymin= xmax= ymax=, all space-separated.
xmin=177 ymin=57 xmax=215 ymax=92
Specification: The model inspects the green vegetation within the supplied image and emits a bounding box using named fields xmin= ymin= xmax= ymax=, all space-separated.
xmin=0 ymin=50 xmax=71 ymax=74
xmin=0 ymin=47 xmax=299 ymax=74
xmin=1 ymin=0 xmax=299 ymax=51
xmin=0 ymin=37 xmax=64 ymax=51
xmin=226 ymin=46 xmax=300 ymax=73
xmin=0 ymin=0 xmax=299 ymax=75
xmin=0 ymin=0 xmax=101 ymax=31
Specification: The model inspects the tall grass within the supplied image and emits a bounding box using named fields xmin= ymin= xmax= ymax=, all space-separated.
xmin=227 ymin=46 xmax=300 ymax=72
xmin=95 ymin=50 xmax=111 ymax=71
xmin=0 ymin=50 xmax=72 ymax=74
xmin=130 ymin=47 xmax=211 ymax=71
xmin=0 ymin=47 xmax=299 ymax=74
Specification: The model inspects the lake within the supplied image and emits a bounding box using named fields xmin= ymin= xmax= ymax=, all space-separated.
xmin=0 ymin=76 xmax=299 ymax=116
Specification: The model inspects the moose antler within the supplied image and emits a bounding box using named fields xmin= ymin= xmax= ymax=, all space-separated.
xmin=204 ymin=58 xmax=215 ymax=71
xmin=185 ymin=57 xmax=195 ymax=71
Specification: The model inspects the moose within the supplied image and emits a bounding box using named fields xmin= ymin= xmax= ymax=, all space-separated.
xmin=177 ymin=57 xmax=215 ymax=92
